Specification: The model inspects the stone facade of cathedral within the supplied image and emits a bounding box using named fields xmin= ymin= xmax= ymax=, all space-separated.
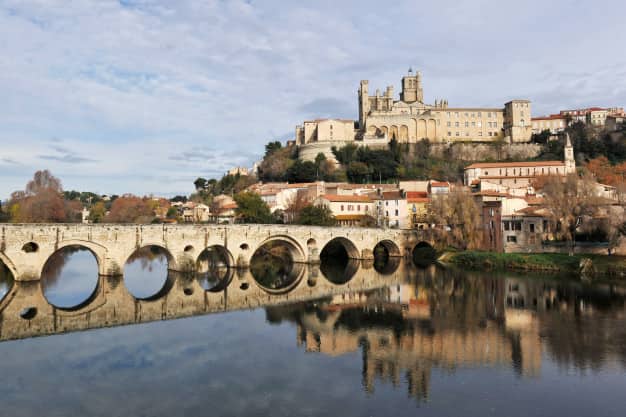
xmin=297 ymin=70 xmax=533 ymax=161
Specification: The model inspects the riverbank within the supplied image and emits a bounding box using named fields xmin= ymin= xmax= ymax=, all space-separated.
xmin=443 ymin=251 xmax=626 ymax=278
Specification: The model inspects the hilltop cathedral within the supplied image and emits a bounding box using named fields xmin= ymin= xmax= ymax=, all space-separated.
xmin=296 ymin=69 xmax=533 ymax=161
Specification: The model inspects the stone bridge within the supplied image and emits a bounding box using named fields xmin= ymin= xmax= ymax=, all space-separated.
xmin=0 ymin=261 xmax=419 ymax=342
xmin=0 ymin=224 xmax=433 ymax=282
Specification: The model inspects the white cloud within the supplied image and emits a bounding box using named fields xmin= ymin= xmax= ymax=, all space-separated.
xmin=0 ymin=0 xmax=625 ymax=197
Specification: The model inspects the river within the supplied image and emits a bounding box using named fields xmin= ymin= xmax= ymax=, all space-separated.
xmin=0 ymin=246 xmax=625 ymax=417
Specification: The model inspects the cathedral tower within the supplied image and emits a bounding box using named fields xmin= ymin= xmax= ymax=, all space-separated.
xmin=400 ymin=68 xmax=423 ymax=104
xmin=564 ymin=132 xmax=575 ymax=173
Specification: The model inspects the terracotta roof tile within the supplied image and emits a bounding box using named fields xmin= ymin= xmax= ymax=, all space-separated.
xmin=466 ymin=161 xmax=565 ymax=169
xmin=320 ymin=194 xmax=372 ymax=203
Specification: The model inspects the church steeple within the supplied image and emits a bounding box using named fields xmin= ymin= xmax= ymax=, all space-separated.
xmin=564 ymin=132 xmax=575 ymax=174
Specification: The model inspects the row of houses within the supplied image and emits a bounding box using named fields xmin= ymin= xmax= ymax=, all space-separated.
xmin=531 ymin=106 xmax=625 ymax=134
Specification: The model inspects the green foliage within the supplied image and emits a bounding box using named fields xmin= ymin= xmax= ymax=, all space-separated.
xmin=286 ymin=160 xmax=318 ymax=183
xmin=531 ymin=129 xmax=552 ymax=144
xmin=346 ymin=161 xmax=370 ymax=182
xmin=332 ymin=144 xmax=359 ymax=165
xmin=166 ymin=206 xmax=179 ymax=219
xmin=297 ymin=205 xmax=336 ymax=226
xmin=264 ymin=141 xmax=283 ymax=158
xmin=233 ymin=192 xmax=273 ymax=224
xmin=194 ymin=177 xmax=208 ymax=191
xmin=536 ymin=121 xmax=626 ymax=164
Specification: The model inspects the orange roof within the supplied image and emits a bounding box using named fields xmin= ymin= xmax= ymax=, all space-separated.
xmin=430 ymin=181 xmax=449 ymax=187
xmin=335 ymin=214 xmax=369 ymax=221
xmin=474 ymin=190 xmax=512 ymax=197
xmin=532 ymin=114 xmax=566 ymax=121
xmin=381 ymin=191 xmax=403 ymax=200
xmin=466 ymin=161 xmax=565 ymax=169
xmin=320 ymin=194 xmax=372 ymax=203
xmin=524 ymin=196 xmax=545 ymax=205
xmin=406 ymin=191 xmax=428 ymax=198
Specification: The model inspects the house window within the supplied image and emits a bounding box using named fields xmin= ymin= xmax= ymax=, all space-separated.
xmin=448 ymin=131 xmax=452 ymax=136
xmin=341 ymin=205 xmax=344 ymax=211
xmin=455 ymin=121 xmax=460 ymax=127
xmin=504 ymin=221 xmax=510 ymax=231
xmin=447 ymin=121 xmax=451 ymax=127
xmin=507 ymin=235 xmax=517 ymax=243
xmin=465 ymin=121 xmax=469 ymax=127
xmin=357 ymin=205 xmax=360 ymax=211
xmin=529 ymin=223 xmax=535 ymax=233
xmin=395 ymin=209 xmax=398 ymax=216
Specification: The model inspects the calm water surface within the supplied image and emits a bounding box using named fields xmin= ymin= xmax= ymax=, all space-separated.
xmin=0 ymin=250 xmax=625 ymax=417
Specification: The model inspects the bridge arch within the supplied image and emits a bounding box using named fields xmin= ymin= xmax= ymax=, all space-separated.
xmin=42 ymin=240 xmax=108 ymax=277
xmin=412 ymin=241 xmax=436 ymax=267
xmin=374 ymin=239 xmax=402 ymax=257
xmin=123 ymin=244 xmax=178 ymax=273
xmin=196 ymin=245 xmax=234 ymax=269
xmin=255 ymin=235 xmax=306 ymax=263
xmin=320 ymin=237 xmax=360 ymax=259
xmin=0 ymin=252 xmax=18 ymax=282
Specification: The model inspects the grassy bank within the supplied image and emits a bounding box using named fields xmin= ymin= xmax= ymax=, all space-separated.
xmin=445 ymin=251 xmax=626 ymax=277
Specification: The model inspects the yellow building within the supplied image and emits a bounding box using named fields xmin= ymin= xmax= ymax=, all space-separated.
xmin=297 ymin=69 xmax=533 ymax=161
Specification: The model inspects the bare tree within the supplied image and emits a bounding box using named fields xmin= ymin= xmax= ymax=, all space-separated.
xmin=540 ymin=174 xmax=600 ymax=255
xmin=427 ymin=187 xmax=483 ymax=250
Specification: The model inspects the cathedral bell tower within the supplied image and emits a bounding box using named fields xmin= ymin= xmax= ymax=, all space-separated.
xmin=400 ymin=67 xmax=424 ymax=104
xmin=564 ymin=132 xmax=575 ymax=174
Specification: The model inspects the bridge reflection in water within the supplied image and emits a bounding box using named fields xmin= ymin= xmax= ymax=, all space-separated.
xmin=1 ymin=255 xmax=626 ymax=405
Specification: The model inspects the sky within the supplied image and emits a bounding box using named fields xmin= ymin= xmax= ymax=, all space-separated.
xmin=1 ymin=0 xmax=625 ymax=198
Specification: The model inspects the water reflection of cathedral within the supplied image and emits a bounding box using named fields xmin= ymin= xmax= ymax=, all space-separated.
xmin=288 ymin=269 xmax=626 ymax=402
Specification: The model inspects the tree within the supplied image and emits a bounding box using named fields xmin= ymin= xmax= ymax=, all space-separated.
xmin=297 ymin=205 xmax=336 ymax=226
xmin=166 ymin=206 xmax=179 ymax=220
xmin=539 ymin=174 xmax=600 ymax=255
xmin=264 ymin=141 xmax=283 ymax=158
xmin=286 ymin=160 xmax=317 ymax=183
xmin=105 ymin=195 xmax=155 ymax=223
xmin=88 ymin=202 xmax=107 ymax=223
xmin=233 ymin=192 xmax=273 ymax=224
xmin=531 ymin=129 xmax=551 ymax=144
xmin=26 ymin=169 xmax=62 ymax=195
xmin=284 ymin=192 xmax=310 ymax=224
xmin=8 ymin=170 xmax=67 ymax=223
xmin=194 ymin=177 xmax=208 ymax=191
xmin=427 ymin=187 xmax=483 ymax=250
xmin=332 ymin=144 xmax=359 ymax=165
xmin=346 ymin=161 xmax=370 ymax=183
xmin=258 ymin=147 xmax=294 ymax=182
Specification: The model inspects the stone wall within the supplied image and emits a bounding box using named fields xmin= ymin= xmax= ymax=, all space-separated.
xmin=429 ymin=142 xmax=542 ymax=161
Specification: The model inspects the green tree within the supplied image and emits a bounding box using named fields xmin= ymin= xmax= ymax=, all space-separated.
xmin=264 ymin=141 xmax=283 ymax=157
xmin=531 ymin=129 xmax=551 ymax=144
xmin=166 ymin=206 xmax=179 ymax=220
xmin=347 ymin=161 xmax=370 ymax=183
xmin=332 ymin=144 xmax=358 ymax=165
xmin=286 ymin=160 xmax=317 ymax=183
xmin=194 ymin=177 xmax=208 ymax=191
xmin=88 ymin=201 xmax=107 ymax=223
xmin=297 ymin=205 xmax=336 ymax=226
xmin=233 ymin=192 xmax=273 ymax=224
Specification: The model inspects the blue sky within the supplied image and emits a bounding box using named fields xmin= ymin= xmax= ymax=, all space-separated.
xmin=1 ymin=0 xmax=625 ymax=198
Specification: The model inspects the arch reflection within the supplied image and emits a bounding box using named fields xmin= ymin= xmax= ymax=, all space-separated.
xmin=320 ymin=239 xmax=360 ymax=284
xmin=124 ymin=246 xmax=172 ymax=299
xmin=196 ymin=246 xmax=234 ymax=292
xmin=0 ymin=259 xmax=15 ymax=302
xmin=41 ymin=245 xmax=100 ymax=310
xmin=250 ymin=241 xmax=304 ymax=292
